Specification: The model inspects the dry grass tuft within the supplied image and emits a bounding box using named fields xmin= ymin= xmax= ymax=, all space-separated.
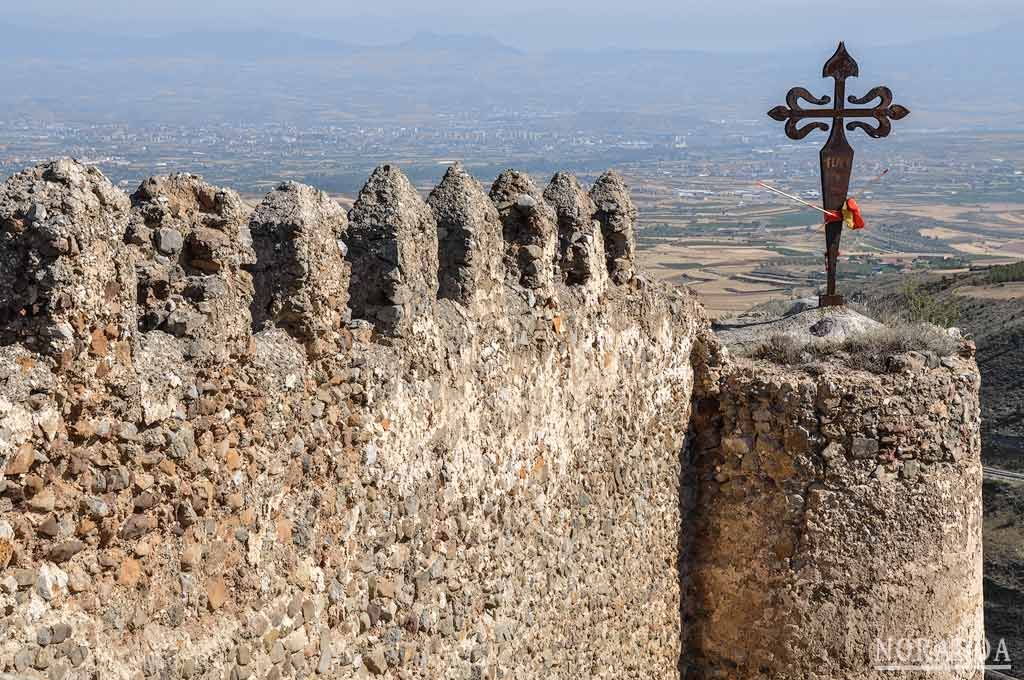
xmin=743 ymin=322 xmax=959 ymax=372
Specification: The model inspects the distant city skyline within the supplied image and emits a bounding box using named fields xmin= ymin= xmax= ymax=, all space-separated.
xmin=6 ymin=0 xmax=1023 ymax=52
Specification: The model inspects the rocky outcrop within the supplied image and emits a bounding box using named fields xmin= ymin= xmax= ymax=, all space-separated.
xmin=249 ymin=181 xmax=350 ymax=356
xmin=590 ymin=170 xmax=637 ymax=284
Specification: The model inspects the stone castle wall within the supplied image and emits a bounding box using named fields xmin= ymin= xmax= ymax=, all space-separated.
xmin=0 ymin=159 xmax=983 ymax=680
xmin=0 ymin=159 xmax=704 ymax=680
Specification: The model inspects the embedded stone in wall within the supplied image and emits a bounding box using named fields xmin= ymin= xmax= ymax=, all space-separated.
xmin=127 ymin=174 xmax=256 ymax=358
xmin=0 ymin=159 xmax=136 ymax=369
xmin=590 ymin=170 xmax=637 ymax=284
xmin=543 ymin=171 xmax=607 ymax=297
xmin=427 ymin=163 xmax=504 ymax=309
xmin=346 ymin=164 xmax=439 ymax=336
xmin=0 ymin=343 xmax=57 ymax=466
xmin=489 ymin=169 xmax=557 ymax=300
xmin=249 ymin=181 xmax=350 ymax=355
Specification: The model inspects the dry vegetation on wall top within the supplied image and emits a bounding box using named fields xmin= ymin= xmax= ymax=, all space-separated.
xmin=0 ymin=158 xmax=984 ymax=680
xmin=744 ymin=322 xmax=963 ymax=372
xmin=725 ymin=280 xmax=967 ymax=373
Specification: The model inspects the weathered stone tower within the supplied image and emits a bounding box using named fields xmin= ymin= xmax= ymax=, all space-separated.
xmin=687 ymin=356 xmax=984 ymax=680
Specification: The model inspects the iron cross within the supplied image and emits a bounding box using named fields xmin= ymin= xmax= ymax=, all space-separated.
xmin=767 ymin=42 xmax=909 ymax=307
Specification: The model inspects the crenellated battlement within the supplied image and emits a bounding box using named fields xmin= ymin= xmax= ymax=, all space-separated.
xmin=0 ymin=159 xmax=641 ymax=362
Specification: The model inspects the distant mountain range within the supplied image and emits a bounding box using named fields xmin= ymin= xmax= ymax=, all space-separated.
xmin=2 ymin=24 xmax=1022 ymax=128
xmin=0 ymin=28 xmax=521 ymax=60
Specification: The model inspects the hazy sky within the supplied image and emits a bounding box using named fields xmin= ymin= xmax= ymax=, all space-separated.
xmin=7 ymin=0 xmax=1022 ymax=51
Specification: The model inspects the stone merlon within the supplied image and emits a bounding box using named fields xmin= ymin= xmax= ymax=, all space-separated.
xmin=0 ymin=160 xmax=136 ymax=369
xmin=249 ymin=180 xmax=351 ymax=356
xmin=427 ymin=163 xmax=504 ymax=310
xmin=544 ymin=171 xmax=607 ymax=300
xmin=346 ymin=164 xmax=439 ymax=336
xmin=590 ymin=169 xmax=638 ymax=284
xmin=127 ymin=173 xmax=256 ymax=359
xmin=489 ymin=169 xmax=558 ymax=302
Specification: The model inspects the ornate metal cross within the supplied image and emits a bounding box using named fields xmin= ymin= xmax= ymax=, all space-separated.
xmin=767 ymin=42 xmax=909 ymax=307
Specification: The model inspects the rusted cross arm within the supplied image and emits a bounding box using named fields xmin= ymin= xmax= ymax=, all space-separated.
xmin=768 ymin=106 xmax=909 ymax=120
xmin=768 ymin=81 xmax=910 ymax=139
xmin=768 ymin=102 xmax=910 ymax=139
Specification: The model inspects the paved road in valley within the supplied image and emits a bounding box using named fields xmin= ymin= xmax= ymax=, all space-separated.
xmin=984 ymin=466 xmax=1024 ymax=484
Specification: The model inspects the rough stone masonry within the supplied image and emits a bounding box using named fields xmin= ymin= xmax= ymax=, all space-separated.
xmin=687 ymin=350 xmax=984 ymax=680
xmin=0 ymin=159 xmax=982 ymax=680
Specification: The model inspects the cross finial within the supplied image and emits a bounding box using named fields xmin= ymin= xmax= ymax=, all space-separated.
xmin=765 ymin=42 xmax=909 ymax=308
xmin=823 ymin=41 xmax=859 ymax=79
